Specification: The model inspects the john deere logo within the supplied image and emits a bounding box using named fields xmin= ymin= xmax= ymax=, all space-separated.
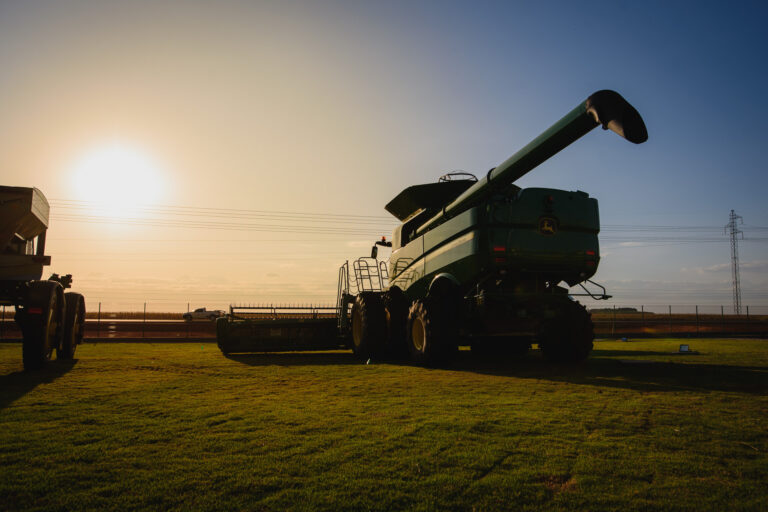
xmin=539 ymin=217 xmax=557 ymax=235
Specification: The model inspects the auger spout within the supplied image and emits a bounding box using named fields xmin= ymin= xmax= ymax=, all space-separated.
xmin=415 ymin=90 xmax=647 ymax=236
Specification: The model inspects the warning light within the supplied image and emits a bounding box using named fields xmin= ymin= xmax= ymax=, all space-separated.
xmin=493 ymin=246 xmax=505 ymax=252
xmin=586 ymin=250 xmax=595 ymax=256
xmin=494 ymin=257 xmax=506 ymax=264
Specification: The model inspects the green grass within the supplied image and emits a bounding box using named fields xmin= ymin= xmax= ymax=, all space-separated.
xmin=1 ymin=339 xmax=766 ymax=511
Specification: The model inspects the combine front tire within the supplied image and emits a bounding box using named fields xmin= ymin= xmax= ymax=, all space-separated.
xmin=406 ymin=298 xmax=458 ymax=364
xmin=58 ymin=292 xmax=85 ymax=360
xmin=21 ymin=281 xmax=64 ymax=371
xmin=350 ymin=292 xmax=386 ymax=360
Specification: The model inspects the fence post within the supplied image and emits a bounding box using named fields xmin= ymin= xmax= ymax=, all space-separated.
xmin=143 ymin=302 xmax=146 ymax=338
xmin=695 ymin=305 xmax=699 ymax=335
xmin=611 ymin=305 xmax=616 ymax=336
xmin=641 ymin=305 xmax=644 ymax=333
xmin=97 ymin=302 xmax=101 ymax=338
xmin=746 ymin=305 xmax=750 ymax=322
xmin=721 ymin=305 xmax=725 ymax=333
xmin=668 ymin=305 xmax=672 ymax=335
xmin=1 ymin=305 xmax=4 ymax=341
xmin=186 ymin=302 xmax=190 ymax=340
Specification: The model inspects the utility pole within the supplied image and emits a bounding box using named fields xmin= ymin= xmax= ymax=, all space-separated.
xmin=725 ymin=210 xmax=743 ymax=314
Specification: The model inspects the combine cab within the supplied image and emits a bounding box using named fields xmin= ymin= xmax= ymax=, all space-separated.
xmin=217 ymin=90 xmax=648 ymax=363
xmin=0 ymin=186 xmax=86 ymax=370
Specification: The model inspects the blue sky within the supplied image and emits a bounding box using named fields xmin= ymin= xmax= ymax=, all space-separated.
xmin=1 ymin=0 xmax=766 ymax=310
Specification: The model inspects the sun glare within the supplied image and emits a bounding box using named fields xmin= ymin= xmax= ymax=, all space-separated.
xmin=70 ymin=142 xmax=167 ymax=218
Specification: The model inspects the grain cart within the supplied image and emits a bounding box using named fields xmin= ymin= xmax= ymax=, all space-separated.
xmin=217 ymin=90 xmax=647 ymax=364
xmin=0 ymin=186 xmax=86 ymax=370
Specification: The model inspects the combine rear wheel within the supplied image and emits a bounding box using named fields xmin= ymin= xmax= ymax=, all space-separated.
xmin=538 ymin=301 xmax=594 ymax=362
xmin=350 ymin=292 xmax=386 ymax=360
xmin=21 ymin=281 xmax=64 ymax=371
xmin=58 ymin=292 xmax=85 ymax=359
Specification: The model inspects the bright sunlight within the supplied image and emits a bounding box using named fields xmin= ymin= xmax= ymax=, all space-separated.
xmin=69 ymin=141 xmax=167 ymax=218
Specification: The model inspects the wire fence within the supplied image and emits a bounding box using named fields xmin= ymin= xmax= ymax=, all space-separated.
xmin=1 ymin=303 xmax=767 ymax=341
xmin=589 ymin=305 xmax=768 ymax=338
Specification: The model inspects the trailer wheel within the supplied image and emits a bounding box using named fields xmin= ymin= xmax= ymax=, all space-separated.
xmin=21 ymin=281 xmax=64 ymax=371
xmin=383 ymin=287 xmax=409 ymax=358
xmin=58 ymin=292 xmax=85 ymax=360
xmin=538 ymin=302 xmax=594 ymax=362
xmin=350 ymin=292 xmax=386 ymax=360
xmin=406 ymin=298 xmax=457 ymax=364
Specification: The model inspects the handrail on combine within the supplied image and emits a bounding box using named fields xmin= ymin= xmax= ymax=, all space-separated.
xmin=229 ymin=304 xmax=337 ymax=320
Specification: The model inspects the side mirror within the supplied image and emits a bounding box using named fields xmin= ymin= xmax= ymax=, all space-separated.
xmin=371 ymin=245 xmax=378 ymax=259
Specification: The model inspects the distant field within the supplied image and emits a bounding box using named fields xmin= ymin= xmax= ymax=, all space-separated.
xmin=1 ymin=340 xmax=767 ymax=511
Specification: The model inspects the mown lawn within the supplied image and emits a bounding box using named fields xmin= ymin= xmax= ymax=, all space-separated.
xmin=0 ymin=339 xmax=766 ymax=511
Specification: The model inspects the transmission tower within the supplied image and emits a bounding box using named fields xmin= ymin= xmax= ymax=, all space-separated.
xmin=725 ymin=210 xmax=744 ymax=314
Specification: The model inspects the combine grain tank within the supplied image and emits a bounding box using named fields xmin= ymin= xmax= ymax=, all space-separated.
xmin=0 ymin=186 xmax=86 ymax=370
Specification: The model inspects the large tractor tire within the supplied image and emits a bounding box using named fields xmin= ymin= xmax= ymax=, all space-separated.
xmin=538 ymin=301 xmax=594 ymax=363
xmin=383 ymin=287 xmax=409 ymax=358
xmin=350 ymin=292 xmax=386 ymax=360
xmin=58 ymin=292 xmax=85 ymax=360
xmin=21 ymin=281 xmax=65 ymax=371
xmin=406 ymin=297 xmax=458 ymax=365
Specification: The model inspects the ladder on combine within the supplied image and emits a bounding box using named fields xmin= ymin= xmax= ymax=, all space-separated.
xmin=336 ymin=257 xmax=389 ymax=332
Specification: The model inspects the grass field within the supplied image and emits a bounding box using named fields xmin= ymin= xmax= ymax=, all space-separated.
xmin=1 ymin=340 xmax=766 ymax=511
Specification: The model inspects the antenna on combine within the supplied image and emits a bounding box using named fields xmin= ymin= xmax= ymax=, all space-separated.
xmin=725 ymin=210 xmax=744 ymax=314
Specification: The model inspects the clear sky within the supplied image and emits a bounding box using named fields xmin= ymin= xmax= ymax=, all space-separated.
xmin=1 ymin=0 xmax=767 ymax=312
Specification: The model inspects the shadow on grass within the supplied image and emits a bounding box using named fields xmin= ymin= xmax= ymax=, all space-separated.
xmin=225 ymin=351 xmax=358 ymax=367
xmin=443 ymin=352 xmax=768 ymax=395
xmin=222 ymin=349 xmax=767 ymax=394
xmin=0 ymin=359 xmax=77 ymax=410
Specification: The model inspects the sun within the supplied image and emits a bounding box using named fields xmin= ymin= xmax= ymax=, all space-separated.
xmin=69 ymin=142 xmax=167 ymax=218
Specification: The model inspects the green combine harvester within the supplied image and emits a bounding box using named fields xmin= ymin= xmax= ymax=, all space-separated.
xmin=0 ymin=186 xmax=86 ymax=370
xmin=217 ymin=89 xmax=648 ymax=362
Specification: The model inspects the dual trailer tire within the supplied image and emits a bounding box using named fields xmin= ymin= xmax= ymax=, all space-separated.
xmin=21 ymin=281 xmax=64 ymax=371
xmin=21 ymin=281 xmax=85 ymax=371
xmin=59 ymin=292 xmax=86 ymax=360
